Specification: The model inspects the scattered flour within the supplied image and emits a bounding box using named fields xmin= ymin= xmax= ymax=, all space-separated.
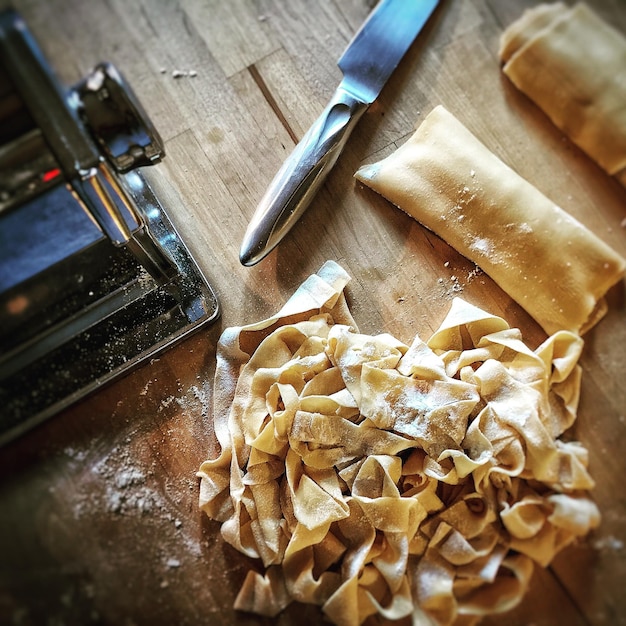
xmin=593 ymin=535 xmax=624 ymax=551
xmin=189 ymin=383 xmax=211 ymax=418
xmin=438 ymin=263 xmax=484 ymax=299
xmin=171 ymin=69 xmax=197 ymax=78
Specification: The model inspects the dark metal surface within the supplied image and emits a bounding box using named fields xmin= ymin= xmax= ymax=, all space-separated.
xmin=0 ymin=169 xmax=220 ymax=445
xmin=76 ymin=62 xmax=165 ymax=173
xmin=0 ymin=10 xmax=220 ymax=444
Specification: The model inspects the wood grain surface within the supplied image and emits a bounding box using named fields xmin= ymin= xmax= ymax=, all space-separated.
xmin=1 ymin=1 xmax=625 ymax=625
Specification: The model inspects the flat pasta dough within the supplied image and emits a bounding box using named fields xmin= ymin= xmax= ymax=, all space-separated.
xmin=197 ymin=261 xmax=599 ymax=626
xmin=355 ymin=105 xmax=625 ymax=336
xmin=499 ymin=2 xmax=626 ymax=185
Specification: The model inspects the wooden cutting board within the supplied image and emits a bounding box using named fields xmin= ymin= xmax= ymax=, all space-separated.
xmin=1 ymin=1 xmax=625 ymax=624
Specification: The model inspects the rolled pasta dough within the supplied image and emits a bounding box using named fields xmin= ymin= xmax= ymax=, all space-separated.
xmin=355 ymin=105 xmax=625 ymax=336
xmin=499 ymin=2 xmax=626 ymax=184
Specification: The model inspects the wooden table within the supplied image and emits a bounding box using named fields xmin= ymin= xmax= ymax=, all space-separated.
xmin=1 ymin=1 xmax=625 ymax=624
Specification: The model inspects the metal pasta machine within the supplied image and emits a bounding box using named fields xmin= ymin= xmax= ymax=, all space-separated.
xmin=0 ymin=10 xmax=219 ymax=444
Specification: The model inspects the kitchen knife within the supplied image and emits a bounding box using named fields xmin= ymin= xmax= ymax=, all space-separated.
xmin=239 ymin=0 xmax=440 ymax=266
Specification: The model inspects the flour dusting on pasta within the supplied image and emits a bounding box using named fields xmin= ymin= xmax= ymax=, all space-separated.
xmin=355 ymin=106 xmax=625 ymax=337
xmin=198 ymin=261 xmax=599 ymax=626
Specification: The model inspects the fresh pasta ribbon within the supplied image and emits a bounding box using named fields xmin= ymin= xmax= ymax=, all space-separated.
xmin=197 ymin=261 xmax=599 ymax=625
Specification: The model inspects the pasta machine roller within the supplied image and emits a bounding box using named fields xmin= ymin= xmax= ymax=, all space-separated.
xmin=0 ymin=10 xmax=219 ymax=444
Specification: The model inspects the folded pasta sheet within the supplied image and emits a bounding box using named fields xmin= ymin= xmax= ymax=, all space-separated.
xmin=499 ymin=2 xmax=626 ymax=185
xmin=198 ymin=260 xmax=599 ymax=626
xmin=355 ymin=105 xmax=625 ymax=336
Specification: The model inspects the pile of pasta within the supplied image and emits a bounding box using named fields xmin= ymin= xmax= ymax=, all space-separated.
xmin=198 ymin=261 xmax=600 ymax=626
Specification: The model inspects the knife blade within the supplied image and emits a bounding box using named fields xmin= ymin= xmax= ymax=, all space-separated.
xmin=239 ymin=0 xmax=440 ymax=266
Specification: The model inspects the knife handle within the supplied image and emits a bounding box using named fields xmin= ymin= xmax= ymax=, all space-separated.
xmin=239 ymin=85 xmax=368 ymax=265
